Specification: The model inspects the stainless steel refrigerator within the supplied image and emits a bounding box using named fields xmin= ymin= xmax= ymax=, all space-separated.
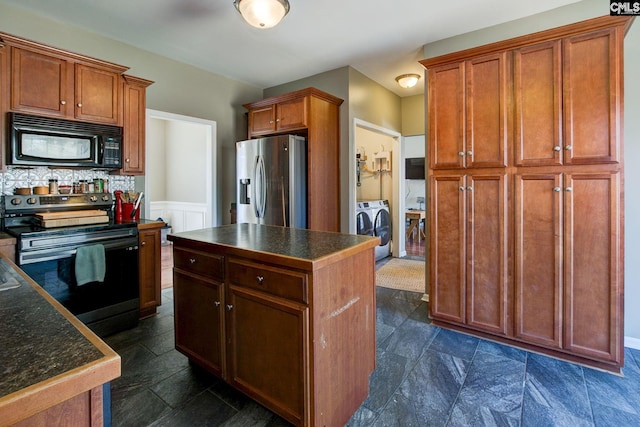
xmin=236 ymin=135 xmax=307 ymax=228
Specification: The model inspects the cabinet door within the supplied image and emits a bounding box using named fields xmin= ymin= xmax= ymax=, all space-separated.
xmin=563 ymin=28 xmax=621 ymax=165
xmin=428 ymin=62 xmax=465 ymax=169
xmin=465 ymin=52 xmax=509 ymax=168
xmin=174 ymin=270 xmax=224 ymax=376
xmin=466 ymin=173 xmax=509 ymax=335
xmin=139 ymin=228 xmax=161 ymax=317
xmin=0 ymin=42 xmax=7 ymax=170
xmin=514 ymin=41 xmax=562 ymax=167
xmin=275 ymin=97 xmax=307 ymax=131
xmin=563 ymin=172 xmax=621 ymax=363
xmin=226 ymin=285 xmax=307 ymax=426
xmin=11 ymin=47 xmax=71 ymax=117
xmin=248 ymin=105 xmax=276 ymax=136
xmin=121 ymin=77 xmax=146 ymax=175
xmin=514 ymin=173 xmax=563 ymax=348
xmin=429 ymin=175 xmax=466 ymax=323
xmin=74 ymin=64 xmax=120 ymax=124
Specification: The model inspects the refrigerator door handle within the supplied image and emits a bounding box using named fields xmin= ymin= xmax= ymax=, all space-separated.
xmin=254 ymin=155 xmax=267 ymax=219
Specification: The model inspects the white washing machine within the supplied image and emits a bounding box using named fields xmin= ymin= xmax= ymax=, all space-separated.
xmin=368 ymin=199 xmax=392 ymax=261
xmin=356 ymin=201 xmax=374 ymax=238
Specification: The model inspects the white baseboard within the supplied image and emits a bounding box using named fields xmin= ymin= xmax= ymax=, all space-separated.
xmin=625 ymin=336 xmax=640 ymax=350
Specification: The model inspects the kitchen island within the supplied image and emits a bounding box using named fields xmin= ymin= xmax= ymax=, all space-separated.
xmin=0 ymin=257 xmax=120 ymax=426
xmin=169 ymin=224 xmax=379 ymax=427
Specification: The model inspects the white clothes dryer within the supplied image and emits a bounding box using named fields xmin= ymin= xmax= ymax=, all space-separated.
xmin=368 ymin=199 xmax=392 ymax=261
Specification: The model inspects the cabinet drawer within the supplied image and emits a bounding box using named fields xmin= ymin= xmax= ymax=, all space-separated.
xmin=227 ymin=259 xmax=307 ymax=303
xmin=174 ymin=247 xmax=224 ymax=281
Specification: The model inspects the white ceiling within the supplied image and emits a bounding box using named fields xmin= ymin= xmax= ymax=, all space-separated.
xmin=1 ymin=0 xmax=580 ymax=97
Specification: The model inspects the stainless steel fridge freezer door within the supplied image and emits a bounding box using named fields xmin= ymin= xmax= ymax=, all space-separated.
xmin=236 ymin=135 xmax=306 ymax=228
xmin=236 ymin=139 xmax=259 ymax=224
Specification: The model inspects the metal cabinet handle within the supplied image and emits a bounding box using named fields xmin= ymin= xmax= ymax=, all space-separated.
xmin=467 ymin=186 xmax=473 ymax=191
xmin=141 ymin=241 xmax=146 ymax=246
xmin=226 ymin=304 xmax=233 ymax=311
xmin=467 ymin=151 xmax=473 ymax=156
xmin=189 ymin=258 xmax=196 ymax=264
xmin=554 ymin=187 xmax=561 ymax=192
xmin=565 ymin=145 xmax=573 ymax=151
xmin=125 ymin=158 xmax=131 ymax=163
xmin=60 ymin=100 xmax=66 ymax=105
xmin=565 ymin=187 xmax=573 ymax=192
xmin=214 ymin=301 xmax=221 ymax=307
xmin=459 ymin=186 xmax=465 ymax=191
xmin=256 ymin=275 xmax=265 ymax=284
xmin=276 ymin=118 xmax=281 ymax=122
xmin=269 ymin=120 xmax=274 ymax=124
xmin=553 ymin=146 xmax=561 ymax=152
xmin=77 ymin=103 xmax=82 ymax=108
xmin=458 ymin=151 xmax=465 ymax=157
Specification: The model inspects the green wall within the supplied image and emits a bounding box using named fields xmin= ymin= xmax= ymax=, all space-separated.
xmin=422 ymin=0 xmax=640 ymax=344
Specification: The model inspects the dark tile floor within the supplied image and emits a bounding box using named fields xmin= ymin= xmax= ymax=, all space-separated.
xmin=105 ymin=261 xmax=640 ymax=427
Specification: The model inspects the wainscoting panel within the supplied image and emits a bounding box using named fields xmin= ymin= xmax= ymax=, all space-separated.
xmin=150 ymin=201 xmax=208 ymax=233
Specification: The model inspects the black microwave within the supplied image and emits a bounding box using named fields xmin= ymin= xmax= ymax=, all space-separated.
xmin=8 ymin=112 xmax=123 ymax=169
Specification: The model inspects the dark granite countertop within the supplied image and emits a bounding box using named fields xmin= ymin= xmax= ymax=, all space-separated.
xmin=168 ymin=224 xmax=380 ymax=269
xmin=0 ymin=257 xmax=120 ymax=422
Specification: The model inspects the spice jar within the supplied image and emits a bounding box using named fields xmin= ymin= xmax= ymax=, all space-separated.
xmin=79 ymin=180 xmax=88 ymax=193
xmin=94 ymin=178 xmax=103 ymax=193
xmin=73 ymin=181 xmax=81 ymax=194
xmin=48 ymin=179 xmax=59 ymax=194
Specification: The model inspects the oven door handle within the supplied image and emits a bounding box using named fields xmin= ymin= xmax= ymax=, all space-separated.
xmin=19 ymin=241 xmax=138 ymax=265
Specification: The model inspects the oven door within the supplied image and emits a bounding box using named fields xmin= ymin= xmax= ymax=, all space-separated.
xmin=20 ymin=237 xmax=140 ymax=337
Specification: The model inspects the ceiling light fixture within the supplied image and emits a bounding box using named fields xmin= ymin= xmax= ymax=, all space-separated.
xmin=395 ymin=73 xmax=421 ymax=89
xmin=233 ymin=0 xmax=290 ymax=29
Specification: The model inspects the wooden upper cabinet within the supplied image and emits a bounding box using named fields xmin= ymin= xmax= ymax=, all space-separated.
xmin=115 ymin=75 xmax=154 ymax=176
xmin=0 ymin=41 xmax=8 ymax=172
xmin=514 ymin=41 xmax=563 ymax=167
xmin=563 ymin=27 xmax=621 ymax=165
xmin=465 ymin=53 xmax=509 ymax=169
xmin=9 ymin=45 xmax=126 ymax=124
xmin=429 ymin=53 xmax=508 ymax=170
xmin=74 ymin=64 xmax=121 ymax=124
xmin=429 ymin=62 xmax=465 ymax=169
xmin=247 ymin=95 xmax=307 ymax=137
xmin=10 ymin=47 xmax=71 ymax=118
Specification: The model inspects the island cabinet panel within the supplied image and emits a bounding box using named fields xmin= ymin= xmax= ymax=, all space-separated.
xmin=422 ymin=15 xmax=630 ymax=372
xmin=169 ymin=224 xmax=378 ymax=426
xmin=244 ymin=88 xmax=343 ymax=232
xmin=226 ymin=284 xmax=308 ymax=426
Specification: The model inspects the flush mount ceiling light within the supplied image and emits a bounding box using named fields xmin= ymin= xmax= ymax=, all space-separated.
xmin=233 ymin=0 xmax=290 ymax=29
xmin=395 ymin=73 xmax=421 ymax=89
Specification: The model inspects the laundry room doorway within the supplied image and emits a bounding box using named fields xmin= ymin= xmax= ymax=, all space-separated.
xmin=352 ymin=119 xmax=403 ymax=258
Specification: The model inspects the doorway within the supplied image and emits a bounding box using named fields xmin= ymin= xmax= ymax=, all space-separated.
xmin=351 ymin=119 xmax=404 ymax=258
xmin=145 ymin=109 xmax=217 ymax=232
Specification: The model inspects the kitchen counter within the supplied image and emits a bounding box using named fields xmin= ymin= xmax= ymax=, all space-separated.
xmin=168 ymin=223 xmax=380 ymax=271
xmin=169 ymin=224 xmax=379 ymax=426
xmin=0 ymin=257 xmax=120 ymax=425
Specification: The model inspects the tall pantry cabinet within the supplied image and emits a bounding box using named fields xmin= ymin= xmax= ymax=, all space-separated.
xmin=421 ymin=16 xmax=632 ymax=372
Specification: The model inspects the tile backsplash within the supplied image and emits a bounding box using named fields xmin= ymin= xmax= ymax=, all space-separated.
xmin=0 ymin=166 xmax=135 ymax=195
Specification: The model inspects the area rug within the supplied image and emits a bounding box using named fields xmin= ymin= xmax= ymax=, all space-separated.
xmin=376 ymin=258 xmax=426 ymax=293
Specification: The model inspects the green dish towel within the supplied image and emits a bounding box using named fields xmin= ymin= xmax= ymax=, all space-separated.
xmin=75 ymin=244 xmax=106 ymax=286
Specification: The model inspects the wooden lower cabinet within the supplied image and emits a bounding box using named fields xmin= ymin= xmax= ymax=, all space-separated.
xmin=174 ymin=270 xmax=224 ymax=376
xmin=138 ymin=222 xmax=164 ymax=319
xmin=226 ymin=285 xmax=307 ymax=424
xmin=171 ymin=230 xmax=376 ymax=427
xmin=430 ymin=173 xmax=509 ymax=336
xmin=515 ymin=171 xmax=622 ymax=363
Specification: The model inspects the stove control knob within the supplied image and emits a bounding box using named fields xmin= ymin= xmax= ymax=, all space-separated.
xmin=102 ymin=195 xmax=110 ymax=202
xmin=89 ymin=196 xmax=98 ymax=202
xmin=27 ymin=197 xmax=37 ymax=204
xmin=10 ymin=198 xmax=22 ymax=205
